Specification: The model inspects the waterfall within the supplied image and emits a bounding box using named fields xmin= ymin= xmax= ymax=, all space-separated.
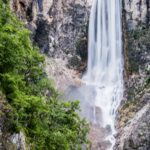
xmin=83 ymin=0 xmax=123 ymax=148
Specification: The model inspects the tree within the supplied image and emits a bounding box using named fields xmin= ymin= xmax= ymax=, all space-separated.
xmin=0 ymin=0 xmax=89 ymax=149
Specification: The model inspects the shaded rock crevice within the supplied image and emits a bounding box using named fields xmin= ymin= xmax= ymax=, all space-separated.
xmin=12 ymin=0 xmax=91 ymax=69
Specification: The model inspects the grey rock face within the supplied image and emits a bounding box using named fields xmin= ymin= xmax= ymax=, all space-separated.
xmin=124 ymin=0 xmax=150 ymax=30
xmin=12 ymin=0 xmax=91 ymax=67
xmin=116 ymin=1 xmax=150 ymax=150
xmin=9 ymin=132 xmax=26 ymax=150
xmin=0 ymin=92 xmax=27 ymax=150
xmin=47 ymin=0 xmax=89 ymax=59
xmin=115 ymin=104 xmax=150 ymax=150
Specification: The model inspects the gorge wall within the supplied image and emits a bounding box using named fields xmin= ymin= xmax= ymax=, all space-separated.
xmin=11 ymin=0 xmax=93 ymax=91
xmin=11 ymin=0 xmax=91 ymax=66
xmin=115 ymin=0 xmax=150 ymax=150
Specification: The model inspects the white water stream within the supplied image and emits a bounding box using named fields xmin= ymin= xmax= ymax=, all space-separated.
xmin=83 ymin=0 xmax=123 ymax=148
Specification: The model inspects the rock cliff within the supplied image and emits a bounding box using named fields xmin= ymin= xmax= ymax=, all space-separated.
xmin=124 ymin=0 xmax=150 ymax=30
xmin=115 ymin=0 xmax=150 ymax=149
xmin=11 ymin=0 xmax=92 ymax=93
xmin=11 ymin=0 xmax=91 ymax=66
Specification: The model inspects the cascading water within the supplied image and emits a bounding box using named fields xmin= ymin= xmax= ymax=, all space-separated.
xmin=83 ymin=0 xmax=123 ymax=148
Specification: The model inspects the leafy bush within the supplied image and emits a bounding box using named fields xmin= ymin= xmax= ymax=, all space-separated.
xmin=0 ymin=0 xmax=89 ymax=149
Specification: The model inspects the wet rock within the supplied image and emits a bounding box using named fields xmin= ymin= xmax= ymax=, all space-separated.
xmin=105 ymin=125 xmax=112 ymax=135
xmin=95 ymin=106 xmax=103 ymax=124
xmin=76 ymin=37 xmax=88 ymax=61
xmin=89 ymin=124 xmax=112 ymax=150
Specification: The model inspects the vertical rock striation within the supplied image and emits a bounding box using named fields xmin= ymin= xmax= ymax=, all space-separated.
xmin=115 ymin=0 xmax=150 ymax=149
xmin=12 ymin=0 xmax=92 ymax=67
xmin=124 ymin=0 xmax=150 ymax=30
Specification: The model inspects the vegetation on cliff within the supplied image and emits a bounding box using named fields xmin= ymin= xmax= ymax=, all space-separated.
xmin=0 ymin=0 xmax=89 ymax=149
xmin=128 ymin=28 xmax=150 ymax=74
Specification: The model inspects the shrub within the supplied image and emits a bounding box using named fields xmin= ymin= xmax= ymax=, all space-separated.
xmin=0 ymin=0 xmax=89 ymax=149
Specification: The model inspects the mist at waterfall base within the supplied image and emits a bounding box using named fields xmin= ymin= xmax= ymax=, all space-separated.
xmin=65 ymin=0 xmax=123 ymax=149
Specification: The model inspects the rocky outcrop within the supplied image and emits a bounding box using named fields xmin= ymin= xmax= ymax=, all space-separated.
xmin=12 ymin=0 xmax=91 ymax=68
xmin=9 ymin=132 xmax=26 ymax=150
xmin=124 ymin=0 xmax=150 ymax=30
xmin=116 ymin=0 xmax=150 ymax=149
xmin=88 ymin=124 xmax=112 ymax=150
xmin=0 ymin=91 xmax=27 ymax=150
xmin=45 ymin=0 xmax=89 ymax=59
xmin=116 ymin=104 xmax=150 ymax=150
xmin=45 ymin=56 xmax=83 ymax=91
xmin=11 ymin=0 xmax=53 ymax=24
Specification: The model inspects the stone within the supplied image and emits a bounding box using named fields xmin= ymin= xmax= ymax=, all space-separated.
xmin=10 ymin=132 xmax=26 ymax=150
xmin=115 ymin=104 xmax=150 ymax=150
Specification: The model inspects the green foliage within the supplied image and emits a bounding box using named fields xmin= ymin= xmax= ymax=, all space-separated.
xmin=0 ymin=1 xmax=89 ymax=149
